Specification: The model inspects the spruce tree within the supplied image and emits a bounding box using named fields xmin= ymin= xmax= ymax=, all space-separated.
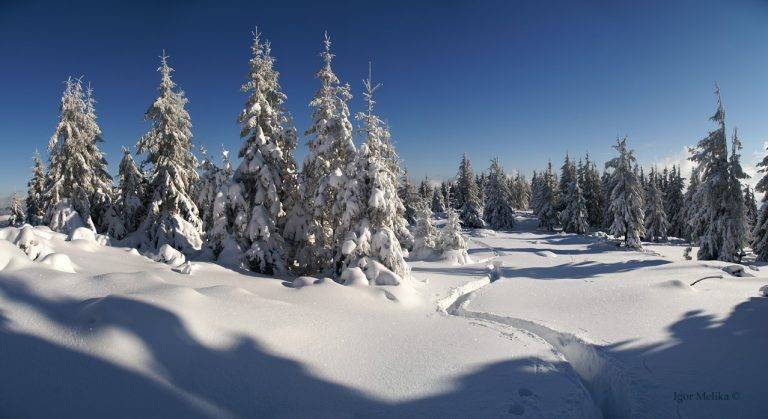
xmin=560 ymin=175 xmax=589 ymax=234
xmin=581 ymin=154 xmax=604 ymax=227
xmin=483 ymin=157 xmax=516 ymax=230
xmin=688 ymin=86 xmax=734 ymax=261
xmin=336 ymin=66 xmax=409 ymax=279
xmin=558 ymin=153 xmax=575 ymax=212
xmin=295 ymin=32 xmax=355 ymax=274
xmin=456 ymin=154 xmax=484 ymax=228
xmin=644 ymin=169 xmax=669 ymax=242
xmin=233 ymin=32 xmax=298 ymax=274
xmin=535 ymin=162 xmax=558 ymax=231
xmin=431 ymin=187 xmax=446 ymax=213
xmin=722 ymin=128 xmax=748 ymax=262
xmin=45 ymin=78 xmax=110 ymax=233
xmin=135 ymin=53 xmax=202 ymax=253
xmin=398 ymin=169 xmax=420 ymax=225
xmin=438 ymin=204 xmax=470 ymax=264
xmin=605 ymin=137 xmax=645 ymax=249
xmin=663 ymin=165 xmax=686 ymax=238
xmin=412 ymin=201 xmax=438 ymax=257
xmin=744 ymin=185 xmax=758 ymax=233
xmin=25 ymin=152 xmax=46 ymax=225
xmin=8 ymin=195 xmax=25 ymax=227
xmin=752 ymin=142 xmax=768 ymax=261
xmin=116 ymin=147 xmax=147 ymax=237
xmin=683 ymin=167 xmax=704 ymax=242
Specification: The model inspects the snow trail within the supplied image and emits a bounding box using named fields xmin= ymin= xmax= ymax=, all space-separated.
xmin=437 ymin=235 xmax=675 ymax=419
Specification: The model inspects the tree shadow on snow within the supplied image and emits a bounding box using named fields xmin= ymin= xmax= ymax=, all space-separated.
xmin=0 ymin=279 xmax=592 ymax=418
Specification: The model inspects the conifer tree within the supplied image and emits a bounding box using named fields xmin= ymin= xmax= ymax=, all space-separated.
xmin=581 ymin=154 xmax=604 ymax=227
xmin=644 ymin=169 xmax=669 ymax=242
xmin=294 ymin=32 xmax=355 ymax=274
xmin=233 ymin=31 xmax=298 ymax=274
xmin=558 ymin=153 xmax=575 ymax=212
xmin=744 ymin=185 xmax=758 ymax=232
xmin=431 ymin=187 xmax=446 ymax=213
xmin=412 ymin=201 xmax=438 ymax=257
xmin=606 ymin=137 xmax=645 ymax=248
xmin=663 ymin=165 xmax=686 ymax=238
xmin=135 ymin=53 xmax=202 ymax=253
xmin=438 ymin=204 xmax=471 ymax=264
xmin=456 ymin=154 xmax=484 ymax=228
xmin=722 ymin=128 xmax=748 ymax=261
xmin=483 ymin=157 xmax=515 ymax=230
xmin=683 ymin=167 xmax=704 ymax=242
xmin=560 ymin=175 xmax=589 ymax=234
xmin=752 ymin=142 xmax=768 ymax=261
xmin=26 ymin=152 xmax=46 ymax=225
xmin=45 ymin=78 xmax=111 ymax=233
xmin=688 ymin=87 xmax=735 ymax=261
xmin=8 ymin=195 xmax=25 ymax=227
xmin=116 ymin=147 xmax=147 ymax=236
xmin=398 ymin=169 xmax=420 ymax=225
xmin=535 ymin=162 xmax=558 ymax=231
xmin=336 ymin=65 xmax=409 ymax=279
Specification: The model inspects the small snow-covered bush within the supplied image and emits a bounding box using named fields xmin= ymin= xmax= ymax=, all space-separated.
xmin=438 ymin=207 xmax=472 ymax=265
xmin=340 ymin=267 xmax=369 ymax=287
xmin=155 ymin=244 xmax=186 ymax=267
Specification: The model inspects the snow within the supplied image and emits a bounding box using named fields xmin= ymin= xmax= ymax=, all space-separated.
xmin=68 ymin=226 xmax=96 ymax=242
xmin=0 ymin=217 xmax=765 ymax=417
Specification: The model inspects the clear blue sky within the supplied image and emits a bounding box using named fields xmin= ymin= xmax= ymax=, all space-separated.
xmin=2 ymin=0 xmax=768 ymax=196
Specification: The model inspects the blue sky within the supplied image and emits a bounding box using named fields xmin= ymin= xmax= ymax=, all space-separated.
xmin=1 ymin=0 xmax=768 ymax=196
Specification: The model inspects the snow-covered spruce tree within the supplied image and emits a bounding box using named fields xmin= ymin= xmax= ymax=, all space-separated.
xmin=336 ymin=67 xmax=409 ymax=280
xmin=476 ymin=173 xmax=486 ymax=211
xmin=663 ymin=165 xmax=686 ymax=238
xmin=294 ymin=32 xmax=355 ymax=274
xmin=25 ymin=151 xmax=46 ymax=225
xmin=683 ymin=167 xmax=703 ymax=242
xmin=605 ymin=137 xmax=645 ymax=249
xmin=559 ymin=174 xmax=589 ymax=234
xmin=581 ymin=154 xmax=604 ymax=227
xmin=722 ymin=128 xmax=748 ymax=262
xmin=135 ymin=53 xmax=202 ymax=253
xmin=431 ymin=186 xmax=446 ymax=213
xmin=412 ymin=201 xmax=438 ymax=258
xmin=558 ymin=153 xmax=576 ymax=212
xmin=82 ymin=84 xmax=115 ymax=232
xmin=438 ymin=203 xmax=471 ymax=264
xmin=45 ymin=78 xmax=112 ymax=233
xmin=744 ymin=185 xmax=758 ymax=232
xmin=418 ymin=177 xmax=433 ymax=201
xmin=510 ymin=172 xmax=531 ymax=210
xmin=751 ymin=142 xmax=768 ymax=261
xmin=688 ymin=87 xmax=739 ymax=261
xmin=398 ymin=169 xmax=420 ymax=225
xmin=535 ymin=162 xmax=559 ymax=231
xmin=529 ymin=171 xmax=541 ymax=214
xmin=231 ymin=31 xmax=302 ymax=274
xmin=456 ymin=154 xmax=484 ymax=228
xmin=8 ymin=195 xmax=25 ymax=227
xmin=194 ymin=147 xmax=220 ymax=233
xmin=116 ymin=147 xmax=147 ymax=237
xmin=483 ymin=157 xmax=515 ymax=230
xmin=644 ymin=169 xmax=669 ymax=242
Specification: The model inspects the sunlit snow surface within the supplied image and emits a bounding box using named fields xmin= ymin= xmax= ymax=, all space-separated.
xmin=0 ymin=214 xmax=765 ymax=418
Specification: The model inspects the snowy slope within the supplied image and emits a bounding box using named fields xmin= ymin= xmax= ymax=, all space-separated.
xmin=455 ymin=215 xmax=768 ymax=418
xmin=0 ymin=224 xmax=598 ymax=418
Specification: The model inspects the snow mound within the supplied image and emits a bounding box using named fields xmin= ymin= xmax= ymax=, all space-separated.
xmin=0 ymin=240 xmax=31 ymax=271
xmin=442 ymin=249 xmax=473 ymax=265
xmin=195 ymin=285 xmax=254 ymax=298
xmin=722 ymin=265 xmax=752 ymax=277
xmin=173 ymin=261 xmax=194 ymax=275
xmin=155 ymin=244 xmax=186 ymax=267
xmin=536 ymin=250 xmax=558 ymax=258
xmin=341 ymin=267 xmax=370 ymax=287
xmin=38 ymin=253 xmax=76 ymax=273
xmin=292 ymin=276 xmax=318 ymax=288
xmin=127 ymin=248 xmax=141 ymax=256
xmin=361 ymin=259 xmax=402 ymax=286
xmin=68 ymin=227 xmax=96 ymax=242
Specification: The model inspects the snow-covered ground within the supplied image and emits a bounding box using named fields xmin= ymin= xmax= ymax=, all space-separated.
xmin=0 ymin=216 xmax=765 ymax=418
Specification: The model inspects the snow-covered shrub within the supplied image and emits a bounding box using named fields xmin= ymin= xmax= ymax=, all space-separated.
xmin=155 ymin=244 xmax=186 ymax=267
xmin=49 ymin=200 xmax=88 ymax=236
xmin=412 ymin=204 xmax=438 ymax=258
